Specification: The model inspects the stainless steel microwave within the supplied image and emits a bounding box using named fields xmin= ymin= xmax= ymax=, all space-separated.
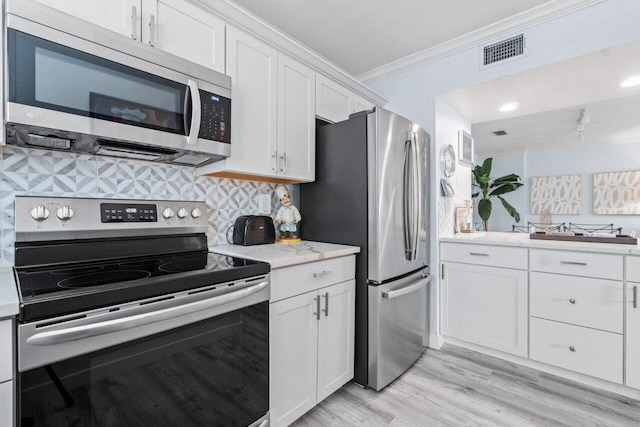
xmin=4 ymin=0 xmax=231 ymax=166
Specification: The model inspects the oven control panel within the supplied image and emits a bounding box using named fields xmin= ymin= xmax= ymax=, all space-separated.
xmin=15 ymin=196 xmax=209 ymax=242
xmin=101 ymin=203 xmax=157 ymax=223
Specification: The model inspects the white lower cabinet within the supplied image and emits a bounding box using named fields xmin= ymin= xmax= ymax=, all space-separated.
xmin=440 ymin=262 xmax=528 ymax=357
xmin=0 ymin=320 xmax=12 ymax=383
xmin=270 ymin=257 xmax=355 ymax=427
xmin=625 ymin=256 xmax=640 ymax=389
xmin=0 ymin=380 xmax=13 ymax=427
xmin=530 ymin=317 xmax=623 ymax=383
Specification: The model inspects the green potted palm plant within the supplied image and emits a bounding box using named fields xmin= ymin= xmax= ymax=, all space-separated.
xmin=472 ymin=158 xmax=523 ymax=231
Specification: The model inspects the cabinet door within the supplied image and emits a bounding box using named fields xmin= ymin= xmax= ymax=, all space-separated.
xmin=36 ymin=0 xmax=140 ymax=39
xmin=270 ymin=292 xmax=319 ymax=427
xmin=0 ymin=320 xmax=12 ymax=383
xmin=225 ymin=27 xmax=277 ymax=177
xmin=317 ymin=280 xmax=355 ymax=402
xmin=627 ymin=282 xmax=640 ymax=389
xmin=0 ymin=381 xmax=13 ymax=427
xmin=441 ymin=262 xmax=528 ymax=357
xmin=143 ymin=0 xmax=225 ymax=73
xmin=315 ymin=74 xmax=351 ymax=123
xmin=351 ymin=94 xmax=374 ymax=114
xmin=277 ymin=54 xmax=315 ymax=182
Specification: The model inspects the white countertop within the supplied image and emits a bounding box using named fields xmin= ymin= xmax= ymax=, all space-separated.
xmin=209 ymin=241 xmax=360 ymax=269
xmin=440 ymin=232 xmax=640 ymax=255
xmin=0 ymin=267 xmax=19 ymax=318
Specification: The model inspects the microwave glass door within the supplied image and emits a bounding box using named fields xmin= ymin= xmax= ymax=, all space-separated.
xmin=8 ymin=29 xmax=188 ymax=136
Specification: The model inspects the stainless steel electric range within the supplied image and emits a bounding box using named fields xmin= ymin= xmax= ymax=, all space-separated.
xmin=13 ymin=196 xmax=270 ymax=427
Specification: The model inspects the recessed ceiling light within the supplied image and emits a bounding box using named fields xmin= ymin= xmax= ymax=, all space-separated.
xmin=620 ymin=76 xmax=640 ymax=87
xmin=499 ymin=102 xmax=519 ymax=112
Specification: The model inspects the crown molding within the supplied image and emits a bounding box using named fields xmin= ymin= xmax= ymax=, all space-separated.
xmin=191 ymin=0 xmax=388 ymax=106
xmin=357 ymin=0 xmax=607 ymax=84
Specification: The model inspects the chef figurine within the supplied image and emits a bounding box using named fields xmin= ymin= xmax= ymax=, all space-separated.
xmin=275 ymin=185 xmax=301 ymax=241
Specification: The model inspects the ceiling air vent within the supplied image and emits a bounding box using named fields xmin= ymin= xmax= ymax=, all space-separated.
xmin=481 ymin=34 xmax=526 ymax=69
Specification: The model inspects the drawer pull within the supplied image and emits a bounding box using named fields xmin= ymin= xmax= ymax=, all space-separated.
xmin=569 ymin=346 xmax=576 ymax=352
xmin=469 ymin=252 xmax=490 ymax=257
xmin=313 ymin=270 xmax=332 ymax=278
xmin=560 ymin=261 xmax=587 ymax=266
xmin=569 ymin=298 xmax=576 ymax=304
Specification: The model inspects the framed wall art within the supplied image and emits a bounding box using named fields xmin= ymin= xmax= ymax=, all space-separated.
xmin=458 ymin=130 xmax=474 ymax=165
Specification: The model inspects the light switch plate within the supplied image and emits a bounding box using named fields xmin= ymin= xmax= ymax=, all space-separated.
xmin=258 ymin=194 xmax=271 ymax=214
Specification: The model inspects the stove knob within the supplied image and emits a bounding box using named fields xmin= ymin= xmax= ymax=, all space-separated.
xmin=56 ymin=205 xmax=74 ymax=221
xmin=177 ymin=207 xmax=188 ymax=219
xmin=162 ymin=208 xmax=175 ymax=219
xmin=191 ymin=208 xmax=202 ymax=218
xmin=30 ymin=205 xmax=50 ymax=221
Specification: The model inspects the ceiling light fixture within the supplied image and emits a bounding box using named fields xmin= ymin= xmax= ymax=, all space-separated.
xmin=499 ymin=102 xmax=519 ymax=112
xmin=620 ymin=76 xmax=640 ymax=88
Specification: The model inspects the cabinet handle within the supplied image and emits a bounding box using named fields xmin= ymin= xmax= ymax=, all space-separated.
xmin=560 ymin=261 xmax=587 ymax=266
xmin=322 ymin=292 xmax=329 ymax=317
xmin=569 ymin=346 xmax=576 ymax=352
xmin=569 ymin=298 xmax=576 ymax=304
xmin=441 ymin=264 xmax=445 ymax=280
xmin=279 ymin=152 xmax=287 ymax=174
xmin=634 ymin=285 xmax=638 ymax=309
xmin=313 ymin=296 xmax=321 ymax=320
xmin=313 ymin=270 xmax=332 ymax=278
xmin=469 ymin=252 xmax=489 ymax=257
xmin=271 ymin=151 xmax=277 ymax=172
xmin=148 ymin=14 xmax=156 ymax=46
xmin=131 ymin=5 xmax=138 ymax=40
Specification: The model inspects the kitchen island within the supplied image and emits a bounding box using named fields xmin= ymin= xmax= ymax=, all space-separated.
xmin=439 ymin=232 xmax=640 ymax=400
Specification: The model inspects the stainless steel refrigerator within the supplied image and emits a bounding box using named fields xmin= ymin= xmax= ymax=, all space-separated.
xmin=300 ymin=107 xmax=430 ymax=391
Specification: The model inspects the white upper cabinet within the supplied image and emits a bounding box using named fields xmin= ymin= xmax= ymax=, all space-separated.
xmin=142 ymin=0 xmax=225 ymax=72
xmin=277 ymin=53 xmax=315 ymax=182
xmin=36 ymin=0 xmax=225 ymax=72
xmin=200 ymin=28 xmax=315 ymax=182
xmin=316 ymin=74 xmax=376 ymax=123
xmin=316 ymin=74 xmax=352 ymax=123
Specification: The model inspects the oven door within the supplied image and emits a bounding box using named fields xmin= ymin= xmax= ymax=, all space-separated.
xmin=18 ymin=284 xmax=269 ymax=426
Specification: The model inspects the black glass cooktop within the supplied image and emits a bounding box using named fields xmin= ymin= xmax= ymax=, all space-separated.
xmin=14 ymin=252 xmax=269 ymax=322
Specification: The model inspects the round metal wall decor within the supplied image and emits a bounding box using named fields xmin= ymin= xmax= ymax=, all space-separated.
xmin=441 ymin=144 xmax=456 ymax=177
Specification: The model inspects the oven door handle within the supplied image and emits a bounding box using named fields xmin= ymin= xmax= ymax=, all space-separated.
xmin=26 ymin=282 xmax=268 ymax=346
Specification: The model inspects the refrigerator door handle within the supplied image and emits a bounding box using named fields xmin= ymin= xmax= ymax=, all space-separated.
xmin=411 ymin=131 xmax=421 ymax=260
xmin=382 ymin=275 xmax=430 ymax=299
xmin=403 ymin=137 xmax=413 ymax=261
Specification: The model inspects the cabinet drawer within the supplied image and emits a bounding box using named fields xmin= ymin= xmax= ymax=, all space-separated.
xmin=626 ymin=256 xmax=640 ymax=282
xmin=0 ymin=320 xmax=12 ymax=383
xmin=440 ymin=243 xmax=527 ymax=270
xmin=271 ymin=256 xmax=355 ymax=302
xmin=530 ymin=249 xmax=622 ymax=280
xmin=530 ymin=272 xmax=623 ymax=333
xmin=530 ymin=317 xmax=622 ymax=383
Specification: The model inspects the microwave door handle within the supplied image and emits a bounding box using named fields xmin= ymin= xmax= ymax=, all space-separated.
xmin=186 ymin=79 xmax=201 ymax=145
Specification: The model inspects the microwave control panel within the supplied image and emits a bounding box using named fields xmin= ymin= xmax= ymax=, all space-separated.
xmin=199 ymin=90 xmax=231 ymax=143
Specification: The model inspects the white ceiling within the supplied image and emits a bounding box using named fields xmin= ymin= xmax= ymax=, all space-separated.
xmin=439 ymin=39 xmax=640 ymax=156
xmin=230 ymin=0 xmax=549 ymax=76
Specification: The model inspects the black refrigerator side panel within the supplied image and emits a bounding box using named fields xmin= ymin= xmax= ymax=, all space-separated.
xmin=300 ymin=115 xmax=369 ymax=386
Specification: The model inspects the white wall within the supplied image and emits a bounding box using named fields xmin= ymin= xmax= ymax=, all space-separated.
xmin=435 ymin=96 xmax=472 ymax=237
xmin=367 ymin=0 xmax=640 ymax=348
xmin=485 ymin=141 xmax=640 ymax=234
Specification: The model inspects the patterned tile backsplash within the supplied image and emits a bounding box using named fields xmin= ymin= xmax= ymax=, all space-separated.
xmin=0 ymin=146 xmax=281 ymax=267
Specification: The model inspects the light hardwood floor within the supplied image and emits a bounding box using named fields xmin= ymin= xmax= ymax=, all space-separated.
xmin=292 ymin=344 xmax=640 ymax=426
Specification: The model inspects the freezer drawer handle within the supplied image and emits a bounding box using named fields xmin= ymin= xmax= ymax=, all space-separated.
xmin=469 ymin=252 xmax=489 ymax=257
xmin=26 ymin=282 xmax=268 ymax=346
xmin=313 ymin=270 xmax=332 ymax=278
xmin=382 ymin=275 xmax=430 ymax=299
